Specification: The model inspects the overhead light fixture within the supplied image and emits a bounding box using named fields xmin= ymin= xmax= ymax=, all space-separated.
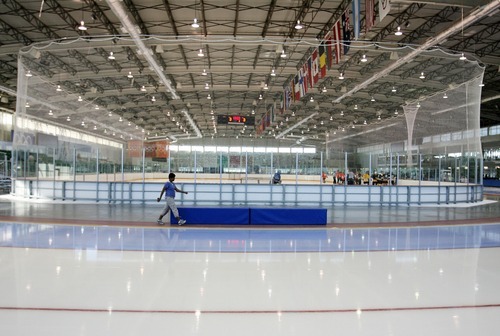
xmin=354 ymin=104 xmax=358 ymax=109
xmin=419 ymin=72 xmax=425 ymax=79
xmin=56 ymin=85 xmax=62 ymax=92
xmin=197 ymin=48 xmax=204 ymax=57
xmin=479 ymin=82 xmax=485 ymax=87
xmin=263 ymin=83 xmax=269 ymax=90
xmin=25 ymin=70 xmax=33 ymax=77
xmin=377 ymin=115 xmax=381 ymax=120
xmin=207 ymin=94 xmax=211 ymax=100
xmin=280 ymin=49 xmax=287 ymax=58
xmin=338 ymin=73 xmax=344 ymax=80
xmin=78 ymin=20 xmax=87 ymax=31
xmin=364 ymin=120 xmax=367 ymax=125
xmin=259 ymin=94 xmax=263 ymax=100
xmin=78 ymin=96 xmax=83 ymax=102
xmin=93 ymin=125 xmax=97 ymax=130
xmin=295 ymin=20 xmax=303 ymax=30
xmin=416 ymin=102 xmax=421 ymax=108
xmin=66 ymin=116 xmax=71 ymax=121
xmin=202 ymin=69 xmax=208 ymax=76
xmin=395 ymin=26 xmax=403 ymax=36
xmin=443 ymin=93 xmax=448 ymax=99
xmin=108 ymin=51 xmax=115 ymax=60
xmin=270 ymin=68 xmax=276 ymax=76
xmin=140 ymin=85 xmax=146 ymax=92
xmin=340 ymin=110 xmax=344 ymax=116
xmin=25 ymin=101 xmax=30 ymax=108
xmin=459 ymin=53 xmax=467 ymax=61
xmin=394 ymin=110 xmax=399 ymax=115
xmin=371 ymin=96 xmax=375 ymax=102
xmin=204 ymin=83 xmax=210 ymax=90
xmin=391 ymin=86 xmax=397 ymax=92
xmin=360 ymin=54 xmax=368 ymax=62
xmin=127 ymin=71 xmax=133 ymax=78
xmin=48 ymin=109 xmax=53 ymax=116
xmin=191 ymin=18 xmax=199 ymax=28
xmin=309 ymin=96 xmax=314 ymax=102
xmin=322 ymin=86 xmax=327 ymax=93
xmin=151 ymin=96 xmax=156 ymax=102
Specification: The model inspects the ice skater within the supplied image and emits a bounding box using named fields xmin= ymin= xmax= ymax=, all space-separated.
xmin=156 ymin=173 xmax=188 ymax=225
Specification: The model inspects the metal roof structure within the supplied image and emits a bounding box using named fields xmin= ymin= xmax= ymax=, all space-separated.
xmin=0 ymin=0 xmax=499 ymax=148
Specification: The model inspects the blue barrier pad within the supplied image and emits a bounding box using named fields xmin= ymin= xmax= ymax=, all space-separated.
xmin=172 ymin=207 xmax=249 ymax=225
xmin=250 ymin=208 xmax=327 ymax=225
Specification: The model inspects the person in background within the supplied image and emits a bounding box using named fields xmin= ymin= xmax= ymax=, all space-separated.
xmin=156 ymin=172 xmax=188 ymax=225
xmin=272 ymin=170 xmax=282 ymax=184
xmin=322 ymin=171 xmax=328 ymax=183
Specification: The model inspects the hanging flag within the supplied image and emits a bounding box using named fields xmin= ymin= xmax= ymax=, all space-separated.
xmin=319 ymin=41 xmax=327 ymax=78
xmin=332 ymin=20 xmax=342 ymax=64
xmin=302 ymin=62 xmax=310 ymax=94
xmin=324 ymin=30 xmax=333 ymax=69
xmin=311 ymin=48 xmax=319 ymax=85
xmin=298 ymin=68 xmax=306 ymax=98
xmin=379 ymin=0 xmax=391 ymax=22
xmin=342 ymin=11 xmax=351 ymax=55
xmin=279 ymin=91 xmax=284 ymax=114
xmin=352 ymin=0 xmax=360 ymax=40
xmin=365 ymin=0 xmax=376 ymax=33
xmin=285 ymin=86 xmax=291 ymax=111
xmin=294 ymin=74 xmax=301 ymax=101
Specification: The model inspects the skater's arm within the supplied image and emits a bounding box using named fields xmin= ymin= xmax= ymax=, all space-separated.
xmin=157 ymin=186 xmax=166 ymax=202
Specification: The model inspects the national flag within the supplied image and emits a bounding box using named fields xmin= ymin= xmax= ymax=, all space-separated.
xmin=294 ymin=74 xmax=301 ymax=101
xmin=289 ymin=81 xmax=295 ymax=103
xmin=342 ymin=11 xmax=351 ymax=55
xmin=324 ymin=31 xmax=333 ymax=70
xmin=319 ymin=41 xmax=327 ymax=78
xmin=352 ymin=0 xmax=360 ymax=40
xmin=302 ymin=62 xmax=310 ymax=94
xmin=365 ymin=0 xmax=376 ymax=33
xmin=332 ymin=20 xmax=342 ymax=64
xmin=311 ymin=48 xmax=319 ymax=85
xmin=284 ymin=86 xmax=291 ymax=110
xmin=298 ymin=68 xmax=305 ymax=98
xmin=379 ymin=0 xmax=391 ymax=22
xmin=279 ymin=91 xmax=284 ymax=114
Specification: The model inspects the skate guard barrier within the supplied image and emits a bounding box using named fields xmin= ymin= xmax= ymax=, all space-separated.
xmin=171 ymin=207 xmax=327 ymax=225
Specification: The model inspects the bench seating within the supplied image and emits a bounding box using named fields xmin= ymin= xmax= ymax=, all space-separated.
xmin=172 ymin=207 xmax=327 ymax=225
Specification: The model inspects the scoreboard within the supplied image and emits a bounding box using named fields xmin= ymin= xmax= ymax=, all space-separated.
xmin=217 ymin=115 xmax=255 ymax=126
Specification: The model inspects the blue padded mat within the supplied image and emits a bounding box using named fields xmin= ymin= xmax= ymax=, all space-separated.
xmin=250 ymin=208 xmax=327 ymax=225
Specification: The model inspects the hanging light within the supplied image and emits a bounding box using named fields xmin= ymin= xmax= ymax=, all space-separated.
xmin=322 ymin=86 xmax=327 ymax=93
xmin=95 ymin=105 xmax=99 ymax=110
xmin=416 ymin=102 xmax=421 ymax=108
xmin=198 ymin=48 xmax=204 ymax=57
xmin=338 ymin=72 xmax=344 ymax=80
xmin=78 ymin=20 xmax=87 ymax=31
xmin=25 ymin=70 xmax=33 ymax=77
xmin=443 ymin=92 xmax=448 ymax=99
xmin=191 ymin=18 xmax=200 ymax=28
xmin=459 ymin=53 xmax=467 ymax=61
xmin=391 ymin=86 xmax=397 ymax=92
xmin=340 ymin=111 xmax=344 ymax=116
xmin=202 ymin=69 xmax=208 ymax=76
xmin=270 ymin=68 xmax=276 ymax=76
xmin=395 ymin=26 xmax=403 ymax=36
xmin=56 ymin=85 xmax=62 ymax=92
xmin=309 ymin=96 xmax=314 ymax=102
xmin=108 ymin=51 xmax=115 ymax=60
xmin=48 ymin=110 xmax=53 ymax=116
xmin=280 ymin=49 xmax=287 ymax=58
xmin=66 ymin=116 xmax=71 ymax=121
xmin=204 ymin=83 xmax=210 ymax=90
xmin=151 ymin=96 xmax=156 ymax=102
xmin=354 ymin=104 xmax=358 ymax=109
xmin=127 ymin=71 xmax=133 ymax=78
xmin=78 ymin=96 xmax=83 ymax=102
xmin=140 ymin=85 xmax=146 ymax=92
xmin=377 ymin=115 xmax=381 ymax=120
xmin=371 ymin=96 xmax=375 ymax=102
xmin=360 ymin=54 xmax=368 ymax=62
xmin=259 ymin=94 xmax=263 ymax=100
xmin=295 ymin=20 xmax=303 ymax=30
xmin=263 ymin=83 xmax=269 ymax=90
xmin=207 ymin=93 xmax=211 ymax=100
xmin=419 ymin=72 xmax=425 ymax=79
